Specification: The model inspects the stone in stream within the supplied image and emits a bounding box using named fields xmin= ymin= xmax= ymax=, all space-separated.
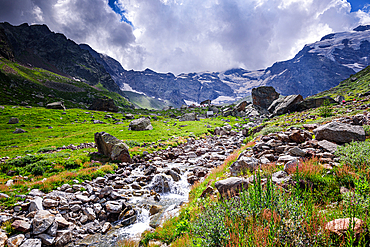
xmin=94 ymin=132 xmax=132 ymax=163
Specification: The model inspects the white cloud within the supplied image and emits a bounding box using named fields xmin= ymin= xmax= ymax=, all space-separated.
xmin=0 ymin=0 xmax=369 ymax=74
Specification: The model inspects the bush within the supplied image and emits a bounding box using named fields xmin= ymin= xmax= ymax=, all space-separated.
xmin=318 ymin=99 xmax=333 ymax=118
xmin=64 ymin=160 xmax=81 ymax=170
xmin=335 ymin=141 xmax=370 ymax=171
xmin=125 ymin=140 xmax=140 ymax=148
xmin=37 ymin=146 xmax=57 ymax=153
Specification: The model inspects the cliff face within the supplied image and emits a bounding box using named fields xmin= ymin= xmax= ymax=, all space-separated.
xmin=0 ymin=22 xmax=126 ymax=97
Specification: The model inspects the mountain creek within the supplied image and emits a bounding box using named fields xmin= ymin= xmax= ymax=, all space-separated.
xmin=1 ymin=99 xmax=369 ymax=247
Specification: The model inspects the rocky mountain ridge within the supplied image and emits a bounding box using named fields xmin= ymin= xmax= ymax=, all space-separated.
xmin=92 ymin=25 xmax=370 ymax=106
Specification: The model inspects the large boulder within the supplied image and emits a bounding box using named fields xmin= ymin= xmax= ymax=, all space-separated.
xmin=215 ymin=177 xmax=249 ymax=197
xmin=325 ymin=218 xmax=365 ymax=238
xmin=268 ymin=94 xmax=303 ymax=115
xmin=8 ymin=117 xmax=19 ymax=124
xmin=252 ymin=86 xmax=280 ymax=109
xmin=296 ymin=96 xmax=336 ymax=111
xmin=89 ymin=97 xmax=118 ymax=112
xmin=129 ymin=117 xmax=153 ymax=131
xmin=46 ymin=102 xmax=66 ymax=111
xmin=179 ymin=112 xmax=197 ymax=121
xmin=313 ymin=122 xmax=366 ymax=144
xmin=94 ymin=132 xmax=132 ymax=162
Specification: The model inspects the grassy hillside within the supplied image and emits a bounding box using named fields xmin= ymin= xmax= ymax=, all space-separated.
xmin=311 ymin=65 xmax=370 ymax=100
xmin=0 ymin=57 xmax=132 ymax=109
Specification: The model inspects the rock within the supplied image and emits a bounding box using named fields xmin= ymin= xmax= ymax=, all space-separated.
xmin=271 ymin=171 xmax=291 ymax=184
xmin=29 ymin=197 xmax=44 ymax=212
xmin=318 ymin=140 xmax=338 ymax=153
xmin=215 ymin=177 xmax=249 ymax=197
xmin=28 ymin=189 xmax=44 ymax=197
xmin=200 ymin=186 xmax=214 ymax=198
xmin=0 ymin=193 xmax=9 ymax=199
xmin=8 ymin=117 xmax=19 ymax=124
xmin=149 ymin=205 xmax=163 ymax=216
xmin=234 ymin=101 xmax=250 ymax=112
xmin=179 ymin=112 xmax=197 ymax=121
xmin=94 ymin=132 xmax=131 ymax=163
xmin=43 ymin=199 xmax=59 ymax=208
xmin=150 ymin=174 xmax=172 ymax=193
xmin=334 ymin=95 xmax=345 ymax=103
xmin=70 ymin=204 xmax=81 ymax=212
xmin=0 ymin=232 xmax=7 ymax=247
xmin=5 ymin=180 xmax=13 ymax=186
xmin=32 ymin=210 xmax=55 ymax=235
xmin=46 ymin=102 xmax=66 ymax=111
xmin=289 ymin=130 xmax=305 ymax=143
xmin=75 ymin=194 xmax=90 ymax=203
xmin=296 ymin=96 xmax=336 ymax=111
xmin=314 ymin=122 xmax=366 ymax=144
xmin=83 ymin=207 xmax=96 ymax=221
xmin=129 ymin=117 xmax=153 ymax=131
xmin=289 ymin=147 xmax=306 ymax=157
xmin=54 ymin=230 xmax=72 ymax=247
xmin=284 ymin=159 xmax=299 ymax=174
xmin=11 ymin=220 xmax=31 ymax=233
xmin=102 ymin=222 xmax=112 ymax=234
xmin=19 ymin=239 xmax=42 ymax=247
xmin=38 ymin=233 xmax=55 ymax=245
xmin=105 ymin=201 xmax=122 ymax=214
xmin=325 ymin=218 xmax=365 ymax=237
xmin=54 ymin=217 xmax=71 ymax=228
xmin=278 ymin=155 xmax=297 ymax=163
xmin=252 ymin=86 xmax=280 ymax=109
xmin=268 ymin=94 xmax=303 ymax=115
xmin=13 ymin=128 xmax=26 ymax=134
xmin=6 ymin=234 xmax=25 ymax=247
xmin=89 ymin=97 xmax=118 ymax=112
xmin=230 ymin=156 xmax=259 ymax=176
xmin=302 ymin=124 xmax=319 ymax=131
xmin=166 ymin=170 xmax=180 ymax=182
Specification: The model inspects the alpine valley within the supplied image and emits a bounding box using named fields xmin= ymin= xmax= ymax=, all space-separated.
xmin=1 ymin=22 xmax=370 ymax=108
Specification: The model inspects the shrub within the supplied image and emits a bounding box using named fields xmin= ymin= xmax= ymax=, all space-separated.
xmin=64 ymin=160 xmax=81 ymax=170
xmin=125 ymin=140 xmax=141 ymax=148
xmin=37 ymin=146 xmax=57 ymax=153
xmin=335 ymin=141 xmax=370 ymax=171
xmin=318 ymin=99 xmax=333 ymax=118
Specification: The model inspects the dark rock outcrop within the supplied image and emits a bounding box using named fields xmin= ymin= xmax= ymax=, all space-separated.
xmin=252 ymin=86 xmax=280 ymax=109
xmin=89 ymin=98 xmax=118 ymax=112
xmin=94 ymin=132 xmax=131 ymax=162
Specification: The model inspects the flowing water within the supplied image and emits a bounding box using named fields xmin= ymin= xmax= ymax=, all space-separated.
xmin=76 ymin=162 xmax=192 ymax=246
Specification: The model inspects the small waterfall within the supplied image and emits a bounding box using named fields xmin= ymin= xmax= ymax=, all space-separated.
xmin=118 ymin=208 xmax=150 ymax=240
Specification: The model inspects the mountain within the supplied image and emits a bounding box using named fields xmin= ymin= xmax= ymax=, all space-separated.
xmin=0 ymin=22 xmax=132 ymax=109
xmin=89 ymin=25 xmax=370 ymax=106
xmin=0 ymin=22 xmax=128 ymax=99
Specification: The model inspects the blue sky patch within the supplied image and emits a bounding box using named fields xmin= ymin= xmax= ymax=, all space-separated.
xmin=108 ymin=0 xmax=133 ymax=26
xmin=348 ymin=0 xmax=370 ymax=12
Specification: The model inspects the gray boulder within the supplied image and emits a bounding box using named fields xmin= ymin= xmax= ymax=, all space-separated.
xmin=8 ymin=117 xmax=19 ymax=124
xmin=46 ymin=102 xmax=66 ymax=111
xmin=215 ymin=177 xmax=249 ymax=197
xmin=234 ymin=101 xmax=250 ymax=112
xmin=89 ymin=97 xmax=118 ymax=112
xmin=129 ymin=117 xmax=153 ymax=131
xmin=13 ymin=128 xmax=26 ymax=134
xmin=94 ymin=132 xmax=131 ymax=163
xmin=229 ymin=156 xmax=259 ymax=176
xmin=268 ymin=94 xmax=303 ymax=115
xmin=252 ymin=86 xmax=280 ymax=109
xmin=20 ymin=239 xmax=42 ymax=247
xmin=32 ymin=210 xmax=55 ymax=235
xmin=314 ymin=122 xmax=365 ymax=144
xmin=180 ymin=112 xmax=197 ymax=121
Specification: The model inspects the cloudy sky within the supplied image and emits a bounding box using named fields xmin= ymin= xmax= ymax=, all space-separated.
xmin=0 ymin=0 xmax=370 ymax=74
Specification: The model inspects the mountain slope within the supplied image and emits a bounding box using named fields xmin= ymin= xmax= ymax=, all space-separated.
xmin=0 ymin=22 xmax=128 ymax=99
